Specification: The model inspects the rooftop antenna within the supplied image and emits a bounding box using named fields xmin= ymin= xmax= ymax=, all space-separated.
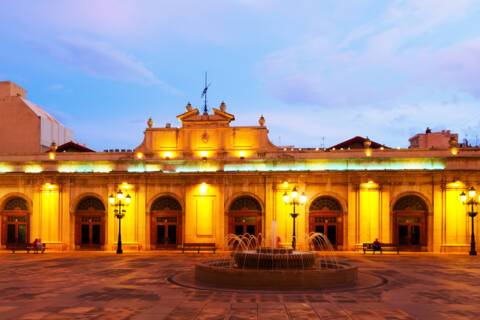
xmin=201 ymin=72 xmax=211 ymax=115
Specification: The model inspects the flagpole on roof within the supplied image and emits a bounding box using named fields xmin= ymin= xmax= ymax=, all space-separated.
xmin=201 ymin=72 xmax=210 ymax=115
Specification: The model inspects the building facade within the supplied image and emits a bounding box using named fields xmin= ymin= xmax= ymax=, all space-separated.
xmin=0 ymin=83 xmax=479 ymax=252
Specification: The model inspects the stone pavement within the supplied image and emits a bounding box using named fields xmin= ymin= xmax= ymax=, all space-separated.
xmin=0 ymin=252 xmax=480 ymax=319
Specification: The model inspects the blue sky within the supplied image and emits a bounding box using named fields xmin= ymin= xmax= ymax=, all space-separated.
xmin=2 ymin=0 xmax=480 ymax=150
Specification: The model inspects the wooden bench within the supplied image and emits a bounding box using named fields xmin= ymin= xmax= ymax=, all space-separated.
xmin=181 ymin=243 xmax=216 ymax=253
xmin=363 ymin=242 xmax=399 ymax=254
xmin=7 ymin=243 xmax=46 ymax=254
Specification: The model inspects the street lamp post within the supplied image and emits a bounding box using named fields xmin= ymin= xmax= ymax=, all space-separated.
xmin=109 ymin=189 xmax=131 ymax=254
xmin=460 ymin=186 xmax=478 ymax=256
xmin=282 ymin=186 xmax=307 ymax=250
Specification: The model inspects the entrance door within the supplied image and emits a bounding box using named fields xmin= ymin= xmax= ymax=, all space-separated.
xmin=154 ymin=216 xmax=178 ymax=248
xmin=393 ymin=195 xmax=428 ymax=251
xmin=79 ymin=216 xmax=102 ymax=248
xmin=2 ymin=197 xmax=30 ymax=245
xmin=150 ymin=196 xmax=183 ymax=250
xmin=5 ymin=216 xmax=28 ymax=244
xmin=312 ymin=216 xmax=338 ymax=246
xmin=397 ymin=216 xmax=423 ymax=247
xmin=233 ymin=216 xmax=257 ymax=236
xmin=228 ymin=196 xmax=263 ymax=238
xmin=309 ymin=196 xmax=344 ymax=250
xmin=75 ymin=196 xmax=106 ymax=250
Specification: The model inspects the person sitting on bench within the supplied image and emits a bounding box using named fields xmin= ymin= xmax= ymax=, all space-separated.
xmin=372 ymin=238 xmax=381 ymax=252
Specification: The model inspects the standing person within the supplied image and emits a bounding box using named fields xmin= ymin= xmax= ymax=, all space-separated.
xmin=32 ymin=238 xmax=38 ymax=252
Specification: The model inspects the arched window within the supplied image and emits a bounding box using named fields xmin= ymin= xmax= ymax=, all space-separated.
xmin=151 ymin=196 xmax=182 ymax=211
xmin=393 ymin=195 xmax=427 ymax=211
xmin=309 ymin=196 xmax=342 ymax=212
xmin=76 ymin=196 xmax=105 ymax=211
xmin=4 ymin=197 xmax=28 ymax=211
xmin=229 ymin=196 xmax=262 ymax=212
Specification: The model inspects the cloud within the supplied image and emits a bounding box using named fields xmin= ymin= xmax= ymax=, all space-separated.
xmin=42 ymin=36 xmax=179 ymax=93
xmin=260 ymin=0 xmax=480 ymax=107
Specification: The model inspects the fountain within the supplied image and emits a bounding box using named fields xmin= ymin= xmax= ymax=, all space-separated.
xmin=194 ymin=232 xmax=358 ymax=290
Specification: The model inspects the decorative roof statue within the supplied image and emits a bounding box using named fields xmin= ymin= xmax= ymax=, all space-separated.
xmin=220 ymin=101 xmax=227 ymax=112
xmin=259 ymin=115 xmax=265 ymax=127
xmin=50 ymin=141 xmax=57 ymax=152
xmin=186 ymin=102 xmax=193 ymax=111
xmin=363 ymin=137 xmax=372 ymax=148
xmin=147 ymin=117 xmax=153 ymax=129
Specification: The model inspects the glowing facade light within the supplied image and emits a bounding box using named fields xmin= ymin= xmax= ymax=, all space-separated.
xmin=0 ymin=164 xmax=13 ymax=173
xmin=48 ymin=152 xmax=56 ymax=160
xmin=200 ymin=151 xmax=208 ymax=160
xmin=24 ymin=165 xmax=42 ymax=173
xmin=199 ymin=182 xmax=208 ymax=194
xmin=163 ymin=151 xmax=173 ymax=160
xmin=460 ymin=191 xmax=467 ymax=203
xmin=44 ymin=182 xmax=55 ymax=190
xmin=239 ymin=151 xmax=246 ymax=159
xmin=136 ymin=152 xmax=144 ymax=159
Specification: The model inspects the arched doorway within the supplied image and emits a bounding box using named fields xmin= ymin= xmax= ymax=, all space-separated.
xmin=1 ymin=197 xmax=30 ymax=245
xmin=150 ymin=196 xmax=182 ymax=249
xmin=75 ymin=196 xmax=106 ymax=249
xmin=309 ymin=196 xmax=343 ymax=248
xmin=228 ymin=195 xmax=262 ymax=236
xmin=393 ymin=195 xmax=428 ymax=250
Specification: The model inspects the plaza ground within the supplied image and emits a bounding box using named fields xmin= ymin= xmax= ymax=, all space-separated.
xmin=0 ymin=252 xmax=479 ymax=319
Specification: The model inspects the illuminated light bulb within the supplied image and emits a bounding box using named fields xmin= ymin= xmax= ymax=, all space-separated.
xmin=164 ymin=151 xmax=173 ymax=159
xmin=300 ymin=192 xmax=307 ymax=204
xmin=365 ymin=148 xmax=372 ymax=157
xmin=239 ymin=151 xmax=246 ymax=159
xmin=282 ymin=192 xmax=289 ymax=204
xmin=109 ymin=194 xmax=115 ymax=205
xmin=117 ymin=190 xmax=124 ymax=200
xmin=451 ymin=147 xmax=458 ymax=156
xmin=136 ymin=152 xmax=144 ymax=159
xmin=460 ymin=191 xmax=467 ymax=203
xmin=291 ymin=186 xmax=298 ymax=199
xmin=468 ymin=186 xmax=476 ymax=198
xmin=48 ymin=152 xmax=55 ymax=160
xmin=125 ymin=194 xmax=131 ymax=205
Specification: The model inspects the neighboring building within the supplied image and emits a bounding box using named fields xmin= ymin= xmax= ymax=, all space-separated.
xmin=0 ymin=82 xmax=478 ymax=253
xmin=409 ymin=127 xmax=458 ymax=149
xmin=0 ymin=81 xmax=73 ymax=154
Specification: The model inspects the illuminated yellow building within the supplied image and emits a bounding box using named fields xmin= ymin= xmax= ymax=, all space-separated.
xmin=0 ymin=82 xmax=479 ymax=253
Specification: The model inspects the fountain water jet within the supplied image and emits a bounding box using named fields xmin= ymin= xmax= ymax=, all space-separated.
xmin=195 ymin=232 xmax=358 ymax=290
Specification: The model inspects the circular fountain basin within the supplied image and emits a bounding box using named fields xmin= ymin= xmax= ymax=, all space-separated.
xmin=233 ymin=250 xmax=315 ymax=269
xmin=195 ymin=260 xmax=358 ymax=290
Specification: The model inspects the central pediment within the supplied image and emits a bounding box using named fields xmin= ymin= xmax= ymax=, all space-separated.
xmin=177 ymin=102 xmax=235 ymax=127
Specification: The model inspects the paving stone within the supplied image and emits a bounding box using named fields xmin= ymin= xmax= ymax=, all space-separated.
xmin=1 ymin=252 xmax=480 ymax=319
